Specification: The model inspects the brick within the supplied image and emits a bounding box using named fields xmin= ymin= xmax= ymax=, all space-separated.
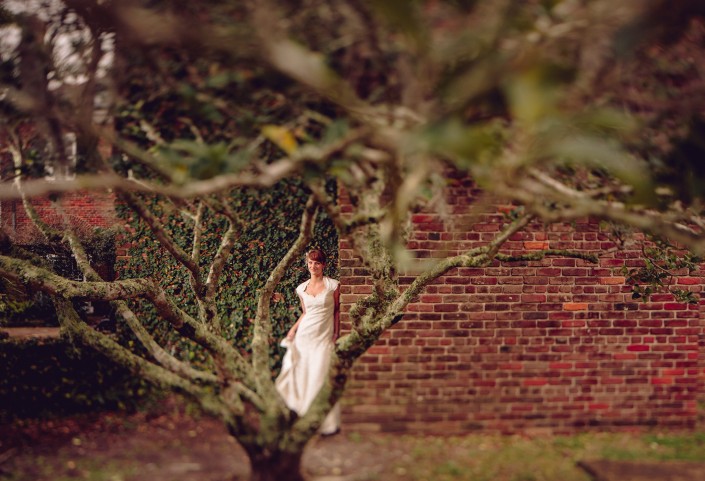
xmin=435 ymin=304 xmax=459 ymax=313
xmin=676 ymin=277 xmax=700 ymax=285
xmin=599 ymin=276 xmax=626 ymax=285
xmin=522 ymin=378 xmax=548 ymax=387
xmin=524 ymin=241 xmax=550 ymax=250
xmin=600 ymin=377 xmax=625 ymax=385
xmin=563 ymin=302 xmax=588 ymax=311
xmin=521 ymin=294 xmax=547 ymax=303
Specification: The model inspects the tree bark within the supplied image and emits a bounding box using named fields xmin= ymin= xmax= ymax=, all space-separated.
xmin=245 ymin=446 xmax=306 ymax=481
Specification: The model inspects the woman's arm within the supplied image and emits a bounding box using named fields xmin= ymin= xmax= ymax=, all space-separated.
xmin=332 ymin=285 xmax=340 ymax=341
xmin=286 ymin=294 xmax=306 ymax=340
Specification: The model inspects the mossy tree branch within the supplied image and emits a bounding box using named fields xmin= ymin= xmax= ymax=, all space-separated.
xmin=337 ymin=212 xmax=596 ymax=372
xmin=0 ymin=253 xmax=255 ymax=389
xmin=204 ymin=196 xmax=244 ymax=300
xmin=200 ymin=197 xmax=245 ymax=335
xmin=54 ymin=297 xmax=239 ymax=420
xmin=119 ymin=190 xmax=206 ymax=297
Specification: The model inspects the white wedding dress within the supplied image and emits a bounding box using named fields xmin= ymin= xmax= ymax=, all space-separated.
xmin=276 ymin=276 xmax=341 ymax=434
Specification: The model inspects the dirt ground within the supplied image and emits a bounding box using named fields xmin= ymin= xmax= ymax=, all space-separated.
xmin=4 ymin=401 xmax=705 ymax=481
xmin=0 ymin=400 xmax=412 ymax=481
xmin=0 ymin=328 xmax=411 ymax=481
xmin=0 ymin=328 xmax=406 ymax=480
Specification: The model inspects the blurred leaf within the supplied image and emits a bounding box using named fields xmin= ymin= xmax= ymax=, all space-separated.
xmin=157 ymin=140 xmax=240 ymax=181
xmin=266 ymin=39 xmax=361 ymax=108
xmin=573 ymin=108 xmax=640 ymax=138
xmin=262 ymin=125 xmax=298 ymax=155
xmin=369 ymin=0 xmax=427 ymax=49
xmin=504 ymin=65 xmax=565 ymax=124
xmin=441 ymin=58 xmax=503 ymax=111
xmin=424 ymin=117 xmax=506 ymax=168
xmin=321 ymin=119 xmax=349 ymax=145
xmin=547 ymin=134 xmax=654 ymax=203
xmin=206 ymin=72 xmax=233 ymax=89
xmin=444 ymin=0 xmax=481 ymax=12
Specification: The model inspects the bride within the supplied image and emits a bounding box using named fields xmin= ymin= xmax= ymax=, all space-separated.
xmin=275 ymin=248 xmax=341 ymax=435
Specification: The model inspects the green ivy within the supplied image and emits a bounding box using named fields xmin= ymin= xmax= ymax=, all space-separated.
xmin=108 ymin=29 xmax=341 ymax=375
xmin=622 ymin=239 xmax=701 ymax=304
xmin=0 ymin=337 xmax=159 ymax=421
xmin=116 ymin=178 xmax=338 ymax=375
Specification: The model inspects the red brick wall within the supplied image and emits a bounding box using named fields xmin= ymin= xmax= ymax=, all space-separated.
xmin=1 ymin=192 xmax=117 ymax=245
xmin=0 ymin=124 xmax=117 ymax=245
xmin=339 ymin=175 xmax=704 ymax=434
xmin=3 ymin=165 xmax=702 ymax=434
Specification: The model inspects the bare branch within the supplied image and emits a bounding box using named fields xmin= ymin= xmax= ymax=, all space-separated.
xmin=119 ymin=190 xmax=205 ymax=296
xmin=54 ymin=298 xmax=238 ymax=420
xmin=0 ymin=254 xmax=152 ymax=300
xmin=347 ymin=212 xmax=536 ymax=348
xmin=0 ymin=253 xmax=254 ymax=386
xmin=9 ymin=142 xmax=63 ymax=245
xmin=189 ymin=201 xmax=209 ymax=322
xmin=27 ymin=181 xmax=221 ymax=386
xmin=205 ymin=214 xmax=240 ymax=299
xmin=112 ymin=301 xmax=219 ymax=385
xmin=495 ymin=249 xmax=598 ymax=263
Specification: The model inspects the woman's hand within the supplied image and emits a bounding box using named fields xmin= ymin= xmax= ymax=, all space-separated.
xmin=286 ymin=327 xmax=296 ymax=341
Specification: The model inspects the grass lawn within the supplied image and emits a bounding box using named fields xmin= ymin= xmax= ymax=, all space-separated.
xmin=345 ymin=430 xmax=705 ymax=481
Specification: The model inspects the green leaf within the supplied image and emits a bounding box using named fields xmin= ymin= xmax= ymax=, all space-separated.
xmin=262 ymin=125 xmax=298 ymax=155
xmin=206 ymin=72 xmax=232 ymax=89
xmin=505 ymin=66 xmax=560 ymax=125
xmin=424 ymin=117 xmax=506 ymax=169
xmin=322 ymin=119 xmax=350 ymax=145
xmin=369 ymin=0 xmax=427 ymax=49
xmin=546 ymin=134 xmax=654 ymax=204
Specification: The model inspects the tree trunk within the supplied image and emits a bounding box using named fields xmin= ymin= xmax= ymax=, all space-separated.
xmin=246 ymin=446 xmax=306 ymax=481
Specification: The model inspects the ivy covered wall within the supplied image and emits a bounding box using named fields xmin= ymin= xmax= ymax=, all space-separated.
xmin=115 ymin=179 xmax=338 ymax=373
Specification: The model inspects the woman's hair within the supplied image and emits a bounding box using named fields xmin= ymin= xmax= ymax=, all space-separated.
xmin=307 ymin=248 xmax=327 ymax=264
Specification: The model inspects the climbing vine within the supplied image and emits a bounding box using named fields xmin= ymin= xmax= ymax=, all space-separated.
xmin=115 ymin=178 xmax=338 ymax=373
xmin=623 ymin=239 xmax=701 ymax=304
